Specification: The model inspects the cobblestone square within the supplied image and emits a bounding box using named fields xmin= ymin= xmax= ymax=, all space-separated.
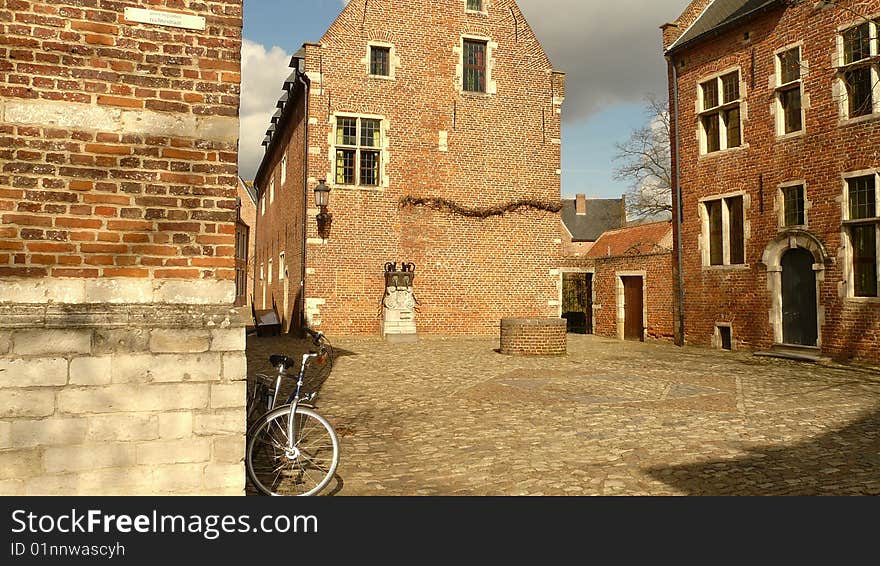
xmin=247 ymin=334 xmax=880 ymax=496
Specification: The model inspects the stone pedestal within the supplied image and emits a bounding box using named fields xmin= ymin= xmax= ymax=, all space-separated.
xmin=381 ymin=269 xmax=417 ymax=342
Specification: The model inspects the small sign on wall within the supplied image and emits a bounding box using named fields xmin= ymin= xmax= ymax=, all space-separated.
xmin=123 ymin=7 xmax=206 ymax=31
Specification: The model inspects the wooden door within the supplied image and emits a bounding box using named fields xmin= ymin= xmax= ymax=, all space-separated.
xmin=622 ymin=276 xmax=644 ymax=342
xmin=781 ymin=248 xmax=818 ymax=346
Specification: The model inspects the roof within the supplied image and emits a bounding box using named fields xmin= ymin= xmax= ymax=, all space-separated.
xmin=667 ymin=0 xmax=782 ymax=53
xmin=561 ymin=198 xmax=625 ymax=242
xmin=585 ymin=221 xmax=673 ymax=259
xmin=238 ymin=177 xmax=257 ymax=205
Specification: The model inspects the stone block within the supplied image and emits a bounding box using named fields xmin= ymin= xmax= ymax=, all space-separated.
xmin=136 ymin=438 xmax=211 ymax=465
xmin=110 ymin=354 xmax=153 ymax=383
xmin=87 ymin=414 xmax=159 ymax=442
xmin=210 ymin=382 xmax=246 ymax=409
xmin=92 ymin=329 xmax=150 ymax=355
xmin=153 ymin=280 xmax=235 ymax=305
xmin=204 ymin=463 xmax=245 ymax=491
xmin=0 ymin=332 xmax=11 ymax=354
xmin=210 ymin=327 xmax=245 ymax=352
xmin=10 ymin=418 xmax=89 ymax=448
xmin=0 ymin=279 xmax=85 ymax=304
xmin=150 ymin=329 xmax=211 ymax=353
xmin=221 ymin=352 xmax=247 ymax=381
xmin=24 ymin=467 xmax=154 ymax=496
xmin=0 ymin=358 xmax=68 ymax=387
xmin=0 ymin=450 xmax=42 ymax=478
xmin=43 ymin=443 xmax=136 ymax=473
xmin=58 ymin=383 xmax=210 ymax=414
xmin=193 ymin=409 xmax=245 ymax=435
xmin=212 ymin=435 xmax=245 ymax=463
xmin=151 ymin=353 xmax=222 ymax=382
xmin=0 ymin=421 xmax=10 ymax=449
xmin=84 ymin=278 xmax=152 ymax=304
xmin=149 ymin=463 xmax=207 ymax=494
xmin=1 ymin=390 xmax=56 ymax=418
xmin=69 ymin=356 xmax=112 ymax=385
xmin=158 ymin=412 xmax=193 ymax=439
xmin=12 ymin=329 xmax=91 ymax=356
xmin=0 ymin=479 xmax=24 ymax=495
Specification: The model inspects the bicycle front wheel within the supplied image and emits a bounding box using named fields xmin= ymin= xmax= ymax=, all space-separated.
xmin=246 ymin=405 xmax=339 ymax=496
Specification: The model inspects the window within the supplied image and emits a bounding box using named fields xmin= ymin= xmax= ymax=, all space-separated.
xmin=466 ymin=0 xmax=483 ymax=11
xmin=463 ymin=39 xmax=487 ymax=93
xmin=370 ymin=46 xmax=390 ymax=76
xmin=280 ymin=154 xmax=287 ymax=185
xmin=845 ymin=175 xmax=879 ymax=297
xmin=782 ymin=184 xmax=806 ymax=227
xmin=269 ymin=176 xmax=275 ymax=204
xmin=260 ymin=194 xmax=265 ymax=216
xmin=839 ymin=21 xmax=879 ymax=118
xmin=278 ymin=251 xmax=285 ymax=282
xmin=776 ymin=47 xmax=803 ymax=134
xmin=703 ymin=195 xmax=746 ymax=266
xmin=268 ymin=259 xmax=273 ymax=286
xmin=334 ymin=116 xmax=381 ymax=187
xmin=234 ymin=221 xmax=249 ymax=307
xmin=699 ymin=71 xmax=743 ymax=153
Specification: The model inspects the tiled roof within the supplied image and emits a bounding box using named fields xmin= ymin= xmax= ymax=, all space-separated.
xmin=585 ymin=221 xmax=673 ymax=259
xmin=668 ymin=0 xmax=782 ymax=52
xmin=561 ymin=198 xmax=625 ymax=242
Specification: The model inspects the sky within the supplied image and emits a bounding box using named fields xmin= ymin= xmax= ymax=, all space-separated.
xmin=239 ymin=0 xmax=688 ymax=199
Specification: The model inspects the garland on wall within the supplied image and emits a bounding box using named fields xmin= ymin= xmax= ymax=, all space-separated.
xmin=399 ymin=196 xmax=563 ymax=219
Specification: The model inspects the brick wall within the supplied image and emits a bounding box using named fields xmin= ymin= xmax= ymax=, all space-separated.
xmin=499 ymin=318 xmax=566 ymax=356
xmin=0 ymin=0 xmax=246 ymax=494
xmin=254 ymin=0 xmax=564 ymax=336
xmin=667 ymin=1 xmax=880 ymax=362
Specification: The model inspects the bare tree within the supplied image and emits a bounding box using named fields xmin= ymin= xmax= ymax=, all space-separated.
xmin=612 ymin=95 xmax=673 ymax=220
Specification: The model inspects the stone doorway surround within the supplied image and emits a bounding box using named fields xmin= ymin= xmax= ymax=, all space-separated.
xmin=761 ymin=230 xmax=829 ymax=348
xmin=616 ymin=271 xmax=647 ymax=341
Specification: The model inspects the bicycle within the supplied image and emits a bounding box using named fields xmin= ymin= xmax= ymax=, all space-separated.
xmin=245 ymin=328 xmax=340 ymax=496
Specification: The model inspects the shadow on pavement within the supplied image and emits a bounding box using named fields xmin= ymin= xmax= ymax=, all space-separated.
xmin=646 ymin=407 xmax=880 ymax=495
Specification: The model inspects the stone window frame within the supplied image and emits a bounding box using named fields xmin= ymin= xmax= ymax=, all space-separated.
xmin=841 ymin=168 xmax=880 ymax=301
xmin=278 ymin=251 xmax=285 ymax=283
xmin=614 ymin=270 xmax=647 ymax=342
xmin=834 ymin=17 xmax=880 ymax=124
xmin=698 ymin=190 xmax=750 ymax=270
xmin=777 ymin=180 xmax=810 ymax=231
xmin=713 ymin=322 xmax=735 ymax=351
xmin=464 ymin=0 xmax=489 ymax=16
xmin=455 ymin=34 xmax=497 ymax=96
xmin=696 ymin=66 xmax=746 ymax=156
xmin=773 ymin=42 xmax=807 ymax=138
xmin=363 ymin=41 xmax=400 ymax=81
xmin=280 ymin=153 xmax=287 ymax=185
xmin=326 ymin=112 xmax=390 ymax=191
xmin=269 ymin=174 xmax=275 ymax=204
xmin=260 ymin=192 xmax=265 ymax=216
xmin=267 ymin=258 xmax=273 ymax=288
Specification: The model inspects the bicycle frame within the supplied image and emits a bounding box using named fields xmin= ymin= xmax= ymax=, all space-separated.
xmin=268 ymin=353 xmax=320 ymax=451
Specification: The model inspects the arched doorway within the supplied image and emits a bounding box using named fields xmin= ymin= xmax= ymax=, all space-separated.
xmin=781 ymin=247 xmax=818 ymax=346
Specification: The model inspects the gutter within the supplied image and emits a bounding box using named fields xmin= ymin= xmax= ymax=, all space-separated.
xmin=668 ymin=56 xmax=686 ymax=347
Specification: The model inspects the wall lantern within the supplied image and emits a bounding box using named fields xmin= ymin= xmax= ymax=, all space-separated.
xmin=314 ymin=180 xmax=332 ymax=241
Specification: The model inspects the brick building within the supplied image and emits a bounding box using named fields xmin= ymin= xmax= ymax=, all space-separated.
xmin=253 ymin=0 xmax=565 ymax=337
xmin=0 ymin=1 xmax=246 ymax=494
xmin=663 ymin=0 xmax=880 ymax=362
xmin=235 ymin=177 xmax=256 ymax=310
xmin=558 ymin=220 xmax=674 ymax=342
xmin=559 ymin=194 xmax=626 ymax=257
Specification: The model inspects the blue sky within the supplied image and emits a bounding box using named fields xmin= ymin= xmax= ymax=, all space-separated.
xmin=240 ymin=0 xmax=685 ymax=199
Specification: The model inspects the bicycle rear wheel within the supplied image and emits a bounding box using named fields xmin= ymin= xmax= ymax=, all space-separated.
xmin=246 ymin=405 xmax=339 ymax=496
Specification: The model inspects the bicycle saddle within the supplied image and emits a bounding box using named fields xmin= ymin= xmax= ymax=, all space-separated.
xmin=269 ymin=355 xmax=295 ymax=370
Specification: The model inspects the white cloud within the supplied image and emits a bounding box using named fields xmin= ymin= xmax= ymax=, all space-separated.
xmin=517 ymin=0 xmax=685 ymax=122
xmin=238 ymin=39 xmax=292 ymax=182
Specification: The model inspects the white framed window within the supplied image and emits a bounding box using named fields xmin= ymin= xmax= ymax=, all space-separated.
xmin=333 ymin=115 xmax=383 ymax=187
xmin=843 ymin=171 xmax=880 ymax=298
xmin=268 ymin=259 xmax=273 ymax=285
xmin=698 ymin=69 xmax=743 ymax=154
xmin=278 ymin=251 xmax=285 ymax=282
xmin=260 ymin=193 xmax=265 ymax=216
xmin=269 ymin=175 xmax=275 ymax=204
xmin=465 ymin=0 xmax=487 ymax=14
xmin=774 ymin=45 xmax=804 ymax=135
xmin=280 ymin=154 xmax=287 ymax=185
xmin=701 ymin=193 xmax=746 ymax=267
xmin=836 ymin=19 xmax=880 ymax=119
xmin=779 ymin=182 xmax=807 ymax=229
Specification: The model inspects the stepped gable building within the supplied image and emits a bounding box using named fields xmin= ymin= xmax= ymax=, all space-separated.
xmin=0 ymin=1 xmax=246 ymax=494
xmin=663 ymin=0 xmax=880 ymax=361
xmin=253 ymin=0 xmax=566 ymax=336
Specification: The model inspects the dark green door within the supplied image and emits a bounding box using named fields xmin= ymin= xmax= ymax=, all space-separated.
xmin=781 ymin=248 xmax=818 ymax=346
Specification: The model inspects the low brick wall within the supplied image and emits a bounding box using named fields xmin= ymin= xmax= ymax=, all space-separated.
xmin=0 ymin=292 xmax=247 ymax=496
xmin=500 ymin=318 xmax=567 ymax=356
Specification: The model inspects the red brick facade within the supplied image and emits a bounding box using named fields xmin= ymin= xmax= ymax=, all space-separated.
xmin=254 ymin=0 xmax=565 ymax=336
xmin=665 ymin=0 xmax=880 ymax=362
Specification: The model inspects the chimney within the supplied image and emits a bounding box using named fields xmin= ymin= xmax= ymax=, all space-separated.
xmin=575 ymin=194 xmax=587 ymax=215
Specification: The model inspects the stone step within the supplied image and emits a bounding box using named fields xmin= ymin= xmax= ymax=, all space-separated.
xmin=754 ymin=343 xmax=825 ymax=363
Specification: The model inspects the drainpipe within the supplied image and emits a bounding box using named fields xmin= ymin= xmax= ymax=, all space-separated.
xmin=668 ymin=56 xmax=686 ymax=347
xmin=297 ymin=70 xmax=310 ymax=334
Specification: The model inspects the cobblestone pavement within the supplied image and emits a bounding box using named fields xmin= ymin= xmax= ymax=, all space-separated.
xmin=246 ymin=333 xmax=880 ymax=496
